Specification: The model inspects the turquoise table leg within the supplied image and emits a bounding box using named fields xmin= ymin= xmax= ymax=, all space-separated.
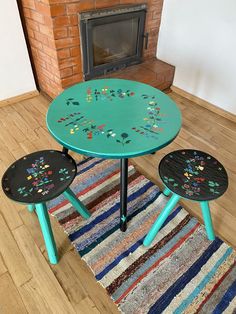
xmin=200 ymin=201 xmax=215 ymax=241
xmin=35 ymin=203 xmax=58 ymax=264
xmin=63 ymin=188 xmax=91 ymax=219
xmin=143 ymin=193 xmax=181 ymax=247
xmin=163 ymin=187 xmax=171 ymax=197
xmin=27 ymin=204 xmax=35 ymax=212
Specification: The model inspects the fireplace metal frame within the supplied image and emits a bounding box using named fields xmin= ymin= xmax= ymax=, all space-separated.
xmin=79 ymin=4 xmax=147 ymax=80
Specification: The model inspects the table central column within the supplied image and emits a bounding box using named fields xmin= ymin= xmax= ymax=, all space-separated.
xmin=120 ymin=158 xmax=128 ymax=232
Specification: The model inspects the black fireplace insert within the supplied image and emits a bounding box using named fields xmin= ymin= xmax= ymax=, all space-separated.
xmin=79 ymin=4 xmax=147 ymax=80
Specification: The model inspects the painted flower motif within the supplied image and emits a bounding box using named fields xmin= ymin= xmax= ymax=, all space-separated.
xmin=59 ymin=168 xmax=71 ymax=181
xmin=185 ymin=190 xmax=194 ymax=196
xmin=116 ymin=133 xmax=131 ymax=146
xmin=163 ymin=176 xmax=178 ymax=187
xmin=121 ymin=133 xmax=128 ymax=138
xmin=97 ymin=124 xmax=106 ymax=130
xmin=17 ymin=186 xmax=33 ymax=197
xmin=196 ymin=165 xmax=204 ymax=171
xmin=66 ymin=98 xmax=80 ymax=106
xmin=86 ymin=87 xmax=135 ymax=102
xmin=208 ymin=181 xmax=220 ymax=194
xmin=106 ymin=129 xmax=116 ymax=138
xmin=18 ymin=187 xmax=26 ymax=194
xmin=17 ymin=157 xmax=55 ymax=198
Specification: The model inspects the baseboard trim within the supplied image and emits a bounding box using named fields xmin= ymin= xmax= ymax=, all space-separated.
xmin=0 ymin=90 xmax=39 ymax=108
xmin=171 ymin=85 xmax=236 ymax=123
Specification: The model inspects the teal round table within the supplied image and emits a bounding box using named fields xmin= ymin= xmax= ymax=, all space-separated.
xmin=46 ymin=79 xmax=182 ymax=231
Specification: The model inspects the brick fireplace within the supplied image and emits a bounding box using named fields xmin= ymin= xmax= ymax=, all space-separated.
xmin=20 ymin=0 xmax=168 ymax=99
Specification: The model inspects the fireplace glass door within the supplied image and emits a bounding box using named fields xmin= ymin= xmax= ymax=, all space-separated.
xmin=80 ymin=8 xmax=146 ymax=80
xmin=93 ymin=18 xmax=139 ymax=66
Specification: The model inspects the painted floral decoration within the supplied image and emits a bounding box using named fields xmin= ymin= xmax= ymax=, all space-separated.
xmin=66 ymin=98 xmax=80 ymax=106
xmin=86 ymin=86 xmax=135 ymax=102
xmin=59 ymin=168 xmax=71 ymax=181
xmin=136 ymin=94 xmax=165 ymax=139
xmin=17 ymin=157 xmax=55 ymax=197
xmin=180 ymin=152 xmax=221 ymax=197
xmin=56 ymin=91 xmax=168 ymax=146
xmin=163 ymin=176 xmax=179 ymax=188
xmin=116 ymin=133 xmax=131 ymax=146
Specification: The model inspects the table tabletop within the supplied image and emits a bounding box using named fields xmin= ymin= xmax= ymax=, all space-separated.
xmin=46 ymin=79 xmax=182 ymax=158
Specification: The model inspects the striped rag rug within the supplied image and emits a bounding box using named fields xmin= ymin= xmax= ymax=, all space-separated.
xmin=48 ymin=157 xmax=236 ymax=314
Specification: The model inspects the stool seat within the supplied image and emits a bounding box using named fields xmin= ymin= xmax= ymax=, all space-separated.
xmin=2 ymin=150 xmax=77 ymax=204
xmin=1 ymin=149 xmax=91 ymax=264
xmin=143 ymin=149 xmax=229 ymax=247
xmin=159 ymin=149 xmax=228 ymax=201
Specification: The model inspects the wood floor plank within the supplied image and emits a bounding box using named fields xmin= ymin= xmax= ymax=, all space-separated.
xmin=7 ymin=110 xmax=38 ymax=142
xmin=23 ymin=99 xmax=48 ymax=127
xmin=19 ymin=139 xmax=37 ymax=155
xmin=0 ymin=253 xmax=7 ymax=276
xmin=18 ymin=208 xmax=46 ymax=252
xmin=19 ymin=207 xmax=73 ymax=257
xmin=35 ymin=126 xmax=61 ymax=150
xmin=11 ymin=145 xmax=29 ymax=161
xmin=32 ymin=127 xmax=60 ymax=151
xmin=15 ymin=102 xmax=41 ymax=130
xmin=0 ymin=120 xmax=21 ymax=152
xmin=19 ymin=278 xmax=53 ymax=314
xmin=0 ymin=273 xmax=27 ymax=314
xmin=0 ymin=147 xmax=16 ymax=169
xmin=12 ymin=225 xmax=76 ymax=313
xmin=49 ymin=253 xmax=88 ymax=308
xmin=0 ymin=194 xmax=24 ymax=230
xmin=32 ymin=94 xmax=51 ymax=114
xmin=0 ymin=214 xmax=32 ymax=287
xmin=0 ymin=116 xmax=26 ymax=143
xmin=77 ymin=297 xmax=100 ymax=314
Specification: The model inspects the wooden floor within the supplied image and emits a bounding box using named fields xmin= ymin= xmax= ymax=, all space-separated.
xmin=0 ymin=92 xmax=235 ymax=313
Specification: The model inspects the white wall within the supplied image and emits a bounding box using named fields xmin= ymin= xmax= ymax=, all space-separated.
xmin=0 ymin=1 xmax=36 ymax=101
xmin=157 ymin=0 xmax=236 ymax=115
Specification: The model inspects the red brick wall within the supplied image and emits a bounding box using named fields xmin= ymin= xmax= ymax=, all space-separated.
xmin=21 ymin=0 xmax=164 ymax=98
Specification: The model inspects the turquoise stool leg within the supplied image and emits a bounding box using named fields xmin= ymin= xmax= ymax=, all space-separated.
xmin=35 ymin=203 xmax=58 ymax=264
xmin=27 ymin=204 xmax=35 ymax=212
xmin=163 ymin=187 xmax=171 ymax=197
xmin=200 ymin=201 xmax=215 ymax=241
xmin=143 ymin=193 xmax=181 ymax=247
xmin=63 ymin=188 xmax=91 ymax=219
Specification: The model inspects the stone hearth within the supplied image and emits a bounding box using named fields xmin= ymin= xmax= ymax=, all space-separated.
xmin=20 ymin=0 xmax=173 ymax=99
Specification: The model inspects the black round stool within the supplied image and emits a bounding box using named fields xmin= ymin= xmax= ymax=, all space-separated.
xmin=1 ymin=150 xmax=91 ymax=264
xmin=143 ymin=149 xmax=228 ymax=246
